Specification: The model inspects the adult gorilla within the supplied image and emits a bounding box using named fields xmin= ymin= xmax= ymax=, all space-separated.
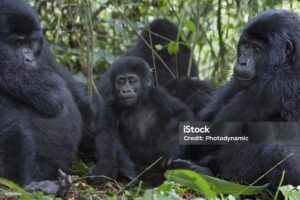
xmin=200 ymin=10 xmax=300 ymax=190
xmin=0 ymin=0 xmax=84 ymax=187
xmin=125 ymin=19 xmax=199 ymax=85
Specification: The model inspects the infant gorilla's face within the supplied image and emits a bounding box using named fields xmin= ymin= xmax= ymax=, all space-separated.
xmin=115 ymin=73 xmax=141 ymax=106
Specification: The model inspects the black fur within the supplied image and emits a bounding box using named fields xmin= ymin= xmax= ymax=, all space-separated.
xmin=165 ymin=77 xmax=211 ymax=114
xmin=92 ymin=56 xmax=195 ymax=185
xmin=200 ymin=10 xmax=300 ymax=190
xmin=98 ymin=19 xmax=199 ymax=99
xmin=0 ymin=0 xmax=84 ymax=186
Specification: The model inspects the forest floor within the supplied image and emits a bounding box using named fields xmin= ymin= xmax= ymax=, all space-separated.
xmin=0 ymin=160 xmax=299 ymax=200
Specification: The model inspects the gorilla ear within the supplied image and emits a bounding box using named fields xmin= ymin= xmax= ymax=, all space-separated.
xmin=286 ymin=39 xmax=295 ymax=56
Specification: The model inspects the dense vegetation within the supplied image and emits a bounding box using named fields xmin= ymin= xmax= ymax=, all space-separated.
xmin=28 ymin=0 xmax=300 ymax=86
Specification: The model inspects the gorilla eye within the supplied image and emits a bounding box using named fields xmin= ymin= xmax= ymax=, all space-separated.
xmin=14 ymin=39 xmax=25 ymax=46
xmin=244 ymin=43 xmax=250 ymax=48
xmin=117 ymin=78 xmax=125 ymax=85
xmin=129 ymin=77 xmax=138 ymax=84
xmin=12 ymin=38 xmax=35 ymax=47
xmin=255 ymin=47 xmax=261 ymax=53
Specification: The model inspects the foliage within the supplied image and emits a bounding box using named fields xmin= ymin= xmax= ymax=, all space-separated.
xmin=0 ymin=178 xmax=62 ymax=200
xmin=0 ymin=168 xmax=299 ymax=199
xmin=71 ymin=159 xmax=92 ymax=177
xmin=0 ymin=177 xmax=31 ymax=200
xmin=279 ymin=185 xmax=300 ymax=200
xmin=27 ymin=0 xmax=300 ymax=86
xmin=165 ymin=169 xmax=268 ymax=199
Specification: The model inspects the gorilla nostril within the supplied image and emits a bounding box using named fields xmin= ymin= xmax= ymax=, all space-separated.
xmin=239 ymin=62 xmax=247 ymax=67
xmin=122 ymin=89 xmax=130 ymax=94
xmin=25 ymin=58 xmax=32 ymax=63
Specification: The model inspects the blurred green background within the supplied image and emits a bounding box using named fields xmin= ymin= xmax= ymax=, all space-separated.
xmin=27 ymin=0 xmax=300 ymax=86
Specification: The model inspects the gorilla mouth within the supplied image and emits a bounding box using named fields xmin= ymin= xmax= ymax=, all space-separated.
xmin=233 ymin=66 xmax=256 ymax=81
xmin=234 ymin=74 xmax=253 ymax=81
xmin=122 ymin=95 xmax=136 ymax=100
xmin=121 ymin=96 xmax=137 ymax=105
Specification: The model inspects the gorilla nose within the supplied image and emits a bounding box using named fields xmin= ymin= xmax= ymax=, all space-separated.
xmin=23 ymin=48 xmax=35 ymax=64
xmin=121 ymin=89 xmax=131 ymax=94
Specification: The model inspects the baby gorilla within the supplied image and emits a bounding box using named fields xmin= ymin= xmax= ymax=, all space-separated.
xmin=92 ymin=56 xmax=211 ymax=185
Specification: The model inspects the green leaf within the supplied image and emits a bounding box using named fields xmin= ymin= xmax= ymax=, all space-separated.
xmin=139 ymin=6 xmax=147 ymax=15
xmin=167 ymin=41 xmax=179 ymax=55
xmin=0 ymin=177 xmax=32 ymax=200
xmin=227 ymin=194 xmax=237 ymax=200
xmin=201 ymin=173 xmax=268 ymax=195
xmin=165 ymin=169 xmax=268 ymax=198
xmin=155 ymin=44 xmax=163 ymax=51
xmin=32 ymin=191 xmax=62 ymax=200
xmin=165 ymin=170 xmax=217 ymax=199
xmin=280 ymin=185 xmax=300 ymax=200
xmin=180 ymin=32 xmax=188 ymax=43
xmin=142 ymin=181 xmax=181 ymax=200
xmin=184 ymin=20 xmax=196 ymax=33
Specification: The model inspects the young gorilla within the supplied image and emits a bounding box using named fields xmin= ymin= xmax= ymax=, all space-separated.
xmin=92 ymin=56 xmax=210 ymax=185
xmin=0 ymin=0 xmax=84 ymax=190
xmin=200 ymin=10 xmax=300 ymax=190
xmin=98 ymin=19 xmax=199 ymax=99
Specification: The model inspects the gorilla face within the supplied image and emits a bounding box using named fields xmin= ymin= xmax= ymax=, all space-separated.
xmin=234 ymin=35 xmax=295 ymax=81
xmin=115 ymin=73 xmax=141 ymax=106
xmin=234 ymin=10 xmax=299 ymax=82
xmin=110 ymin=56 xmax=154 ymax=107
xmin=0 ymin=12 xmax=43 ymax=70
xmin=234 ymin=37 xmax=267 ymax=81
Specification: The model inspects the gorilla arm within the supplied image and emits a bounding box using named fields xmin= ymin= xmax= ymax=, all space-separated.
xmin=148 ymin=87 xmax=194 ymax=121
xmin=91 ymin=100 xmax=137 ymax=184
xmin=0 ymin=67 xmax=64 ymax=118
xmin=200 ymin=79 xmax=248 ymax=121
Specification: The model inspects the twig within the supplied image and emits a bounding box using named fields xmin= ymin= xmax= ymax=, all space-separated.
xmin=187 ymin=0 xmax=200 ymax=77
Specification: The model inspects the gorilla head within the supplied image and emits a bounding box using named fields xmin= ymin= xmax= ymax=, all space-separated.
xmin=233 ymin=10 xmax=300 ymax=82
xmin=110 ymin=56 xmax=153 ymax=106
xmin=0 ymin=0 xmax=43 ymax=69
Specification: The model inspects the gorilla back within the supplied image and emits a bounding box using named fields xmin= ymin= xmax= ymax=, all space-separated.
xmin=125 ymin=19 xmax=199 ymax=86
xmin=0 ymin=0 xmax=82 ymax=186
